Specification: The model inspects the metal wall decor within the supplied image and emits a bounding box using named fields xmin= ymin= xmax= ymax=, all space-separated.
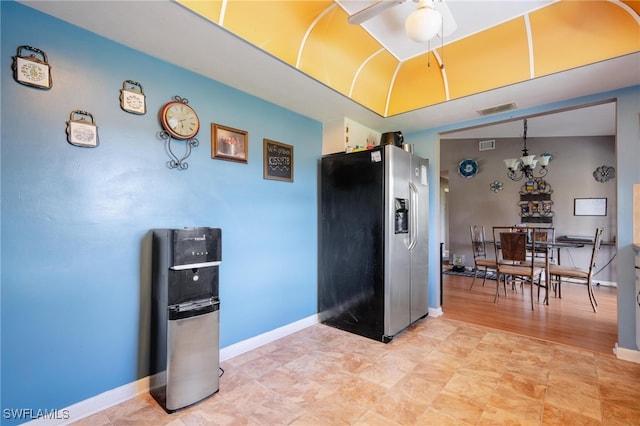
xmin=120 ymin=80 xmax=146 ymax=114
xmin=12 ymin=45 xmax=52 ymax=89
xmin=517 ymin=178 xmax=553 ymax=223
xmin=66 ymin=110 xmax=99 ymax=147
xmin=157 ymin=131 xmax=199 ymax=170
xmin=489 ymin=180 xmax=503 ymax=192
xmin=457 ymin=158 xmax=478 ymax=178
xmin=593 ymin=165 xmax=615 ymax=183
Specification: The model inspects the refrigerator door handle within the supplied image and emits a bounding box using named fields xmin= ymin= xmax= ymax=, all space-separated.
xmin=408 ymin=182 xmax=418 ymax=250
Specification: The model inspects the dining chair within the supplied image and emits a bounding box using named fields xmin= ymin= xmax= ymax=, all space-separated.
xmin=529 ymin=227 xmax=555 ymax=303
xmin=469 ymin=225 xmax=497 ymax=289
xmin=492 ymin=226 xmax=545 ymax=310
xmin=531 ymin=227 xmax=555 ymax=266
xmin=548 ymin=227 xmax=604 ymax=313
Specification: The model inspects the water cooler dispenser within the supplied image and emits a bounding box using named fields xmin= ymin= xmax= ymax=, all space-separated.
xmin=149 ymin=227 xmax=222 ymax=412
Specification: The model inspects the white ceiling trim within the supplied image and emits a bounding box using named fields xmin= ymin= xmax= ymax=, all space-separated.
xmin=349 ymin=48 xmax=386 ymax=97
xmin=524 ymin=14 xmax=535 ymax=79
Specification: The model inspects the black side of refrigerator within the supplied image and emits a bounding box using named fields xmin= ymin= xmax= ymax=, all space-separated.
xmin=319 ymin=148 xmax=386 ymax=341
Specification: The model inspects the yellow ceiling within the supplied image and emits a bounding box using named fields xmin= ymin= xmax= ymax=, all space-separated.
xmin=179 ymin=0 xmax=639 ymax=117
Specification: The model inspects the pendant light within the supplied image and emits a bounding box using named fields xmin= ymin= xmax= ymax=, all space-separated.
xmin=405 ymin=0 xmax=443 ymax=42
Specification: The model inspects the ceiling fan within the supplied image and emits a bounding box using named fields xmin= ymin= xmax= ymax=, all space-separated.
xmin=347 ymin=0 xmax=457 ymax=42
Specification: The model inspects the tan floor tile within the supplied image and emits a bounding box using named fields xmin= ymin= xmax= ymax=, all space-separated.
xmin=542 ymin=403 xmax=602 ymax=425
xmin=416 ymin=407 xmax=473 ymax=425
xmin=69 ymin=411 xmax=113 ymax=426
xmin=355 ymin=360 xmax=408 ymax=388
xmin=459 ymin=350 xmax=508 ymax=380
xmin=479 ymin=330 xmax=520 ymax=351
xmin=180 ymin=399 xmax=247 ymax=425
xmin=495 ymin=371 xmax=547 ymax=401
xmin=68 ymin=319 xmax=640 ymax=426
xmin=352 ymin=409 xmax=403 ymax=426
xmin=486 ymin=390 xmax=544 ymax=421
xmin=600 ymin=400 xmax=640 ymax=425
xmin=370 ymin=388 xmax=430 ymax=425
xmin=431 ymin=390 xmax=486 ymax=424
xmin=598 ymin=375 xmax=640 ymax=406
xmin=334 ymin=376 xmax=387 ymax=408
xmin=478 ymin=404 xmax=542 ymax=426
xmin=436 ymin=337 xmax=482 ymax=360
xmin=300 ymin=394 xmax=367 ymax=425
xmin=545 ymin=376 xmax=601 ymax=420
xmin=389 ymin=372 xmax=444 ymax=406
xmin=443 ymin=371 xmax=498 ymax=405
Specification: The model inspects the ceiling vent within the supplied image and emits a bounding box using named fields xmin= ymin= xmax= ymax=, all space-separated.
xmin=479 ymin=139 xmax=495 ymax=151
xmin=477 ymin=102 xmax=517 ymax=116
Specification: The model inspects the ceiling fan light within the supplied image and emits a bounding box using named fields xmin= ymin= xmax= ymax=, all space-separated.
xmin=405 ymin=1 xmax=442 ymax=42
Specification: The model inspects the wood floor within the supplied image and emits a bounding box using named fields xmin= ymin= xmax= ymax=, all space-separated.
xmin=441 ymin=271 xmax=618 ymax=355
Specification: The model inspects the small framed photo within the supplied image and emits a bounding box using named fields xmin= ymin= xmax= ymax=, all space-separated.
xmin=211 ymin=124 xmax=248 ymax=163
xmin=263 ymin=139 xmax=293 ymax=182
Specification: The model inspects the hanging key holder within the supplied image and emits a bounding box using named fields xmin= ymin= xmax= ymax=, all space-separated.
xmin=66 ymin=110 xmax=99 ymax=148
xmin=12 ymin=45 xmax=52 ymax=89
xmin=120 ymin=80 xmax=146 ymax=114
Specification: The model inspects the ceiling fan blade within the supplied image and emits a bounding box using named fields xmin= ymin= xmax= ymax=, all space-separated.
xmin=434 ymin=1 xmax=457 ymax=37
xmin=348 ymin=0 xmax=407 ymax=25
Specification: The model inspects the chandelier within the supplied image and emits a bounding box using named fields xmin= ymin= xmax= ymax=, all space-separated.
xmin=504 ymin=119 xmax=551 ymax=182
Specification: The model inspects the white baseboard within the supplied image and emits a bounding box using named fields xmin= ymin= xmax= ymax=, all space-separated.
xmin=24 ymin=314 xmax=319 ymax=426
xmin=429 ymin=306 xmax=444 ymax=317
xmin=23 ymin=376 xmax=152 ymax=426
xmin=220 ymin=314 xmax=318 ymax=361
xmin=614 ymin=343 xmax=640 ymax=364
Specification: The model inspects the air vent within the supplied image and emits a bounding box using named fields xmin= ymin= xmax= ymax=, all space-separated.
xmin=479 ymin=140 xmax=495 ymax=151
xmin=477 ymin=102 xmax=517 ymax=116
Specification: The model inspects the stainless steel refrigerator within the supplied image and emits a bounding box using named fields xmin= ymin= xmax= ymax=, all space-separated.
xmin=319 ymin=144 xmax=429 ymax=342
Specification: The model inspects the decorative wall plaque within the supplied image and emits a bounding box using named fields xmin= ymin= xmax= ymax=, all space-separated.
xmin=12 ymin=45 xmax=52 ymax=89
xmin=120 ymin=80 xmax=146 ymax=114
xmin=66 ymin=110 xmax=99 ymax=148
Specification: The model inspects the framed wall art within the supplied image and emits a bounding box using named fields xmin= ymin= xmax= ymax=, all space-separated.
xmin=211 ymin=123 xmax=248 ymax=163
xmin=263 ymin=139 xmax=293 ymax=182
xmin=574 ymin=198 xmax=607 ymax=216
xmin=12 ymin=45 xmax=52 ymax=89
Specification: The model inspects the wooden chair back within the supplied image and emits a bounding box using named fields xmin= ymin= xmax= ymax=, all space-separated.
xmin=500 ymin=232 xmax=527 ymax=262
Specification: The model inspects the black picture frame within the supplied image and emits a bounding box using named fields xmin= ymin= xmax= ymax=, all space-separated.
xmin=263 ymin=139 xmax=293 ymax=182
xmin=574 ymin=198 xmax=607 ymax=216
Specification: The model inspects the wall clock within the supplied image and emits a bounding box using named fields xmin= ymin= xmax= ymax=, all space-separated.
xmin=159 ymin=96 xmax=200 ymax=140
xmin=157 ymin=96 xmax=200 ymax=170
xmin=458 ymin=159 xmax=478 ymax=178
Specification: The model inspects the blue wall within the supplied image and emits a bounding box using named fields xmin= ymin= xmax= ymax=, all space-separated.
xmin=1 ymin=2 xmax=321 ymax=419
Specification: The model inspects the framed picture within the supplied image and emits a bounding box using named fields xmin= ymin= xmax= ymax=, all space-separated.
xmin=12 ymin=45 xmax=52 ymax=89
xmin=263 ymin=139 xmax=293 ymax=182
xmin=211 ymin=123 xmax=248 ymax=163
xmin=574 ymin=198 xmax=607 ymax=216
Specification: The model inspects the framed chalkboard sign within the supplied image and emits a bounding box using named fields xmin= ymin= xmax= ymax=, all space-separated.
xmin=263 ymin=139 xmax=293 ymax=182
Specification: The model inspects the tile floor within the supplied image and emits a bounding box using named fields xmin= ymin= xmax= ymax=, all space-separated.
xmin=73 ymin=317 xmax=640 ymax=425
